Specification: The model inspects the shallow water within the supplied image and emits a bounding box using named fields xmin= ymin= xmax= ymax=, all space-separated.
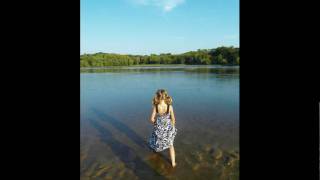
xmin=80 ymin=65 xmax=239 ymax=180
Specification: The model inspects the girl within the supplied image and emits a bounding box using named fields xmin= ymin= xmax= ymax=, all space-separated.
xmin=148 ymin=89 xmax=178 ymax=167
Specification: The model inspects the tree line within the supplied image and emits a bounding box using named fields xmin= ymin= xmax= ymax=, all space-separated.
xmin=80 ymin=46 xmax=239 ymax=67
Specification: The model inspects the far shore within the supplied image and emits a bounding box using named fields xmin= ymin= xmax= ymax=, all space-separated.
xmin=80 ymin=64 xmax=239 ymax=69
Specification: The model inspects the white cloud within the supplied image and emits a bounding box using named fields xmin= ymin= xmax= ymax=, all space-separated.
xmin=131 ymin=0 xmax=185 ymax=12
xmin=161 ymin=0 xmax=185 ymax=12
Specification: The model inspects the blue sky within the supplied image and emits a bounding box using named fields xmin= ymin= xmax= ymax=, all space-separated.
xmin=81 ymin=0 xmax=239 ymax=55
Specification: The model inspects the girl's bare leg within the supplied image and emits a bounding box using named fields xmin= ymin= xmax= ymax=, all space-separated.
xmin=169 ymin=145 xmax=176 ymax=167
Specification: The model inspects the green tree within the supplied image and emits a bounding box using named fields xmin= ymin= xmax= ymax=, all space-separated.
xmin=80 ymin=46 xmax=239 ymax=67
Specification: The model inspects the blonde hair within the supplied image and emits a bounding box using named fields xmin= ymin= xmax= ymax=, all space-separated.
xmin=152 ymin=89 xmax=173 ymax=106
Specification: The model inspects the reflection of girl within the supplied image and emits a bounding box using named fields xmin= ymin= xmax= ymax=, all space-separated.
xmin=148 ymin=89 xmax=177 ymax=167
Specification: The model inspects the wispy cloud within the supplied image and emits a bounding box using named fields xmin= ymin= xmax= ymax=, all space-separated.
xmin=161 ymin=0 xmax=185 ymax=12
xmin=131 ymin=0 xmax=185 ymax=12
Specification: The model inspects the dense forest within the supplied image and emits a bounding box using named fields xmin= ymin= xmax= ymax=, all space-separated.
xmin=80 ymin=46 xmax=239 ymax=67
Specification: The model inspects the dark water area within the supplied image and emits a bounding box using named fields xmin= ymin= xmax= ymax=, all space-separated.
xmin=81 ymin=65 xmax=239 ymax=180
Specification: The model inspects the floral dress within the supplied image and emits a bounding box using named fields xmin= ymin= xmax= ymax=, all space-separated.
xmin=149 ymin=105 xmax=177 ymax=152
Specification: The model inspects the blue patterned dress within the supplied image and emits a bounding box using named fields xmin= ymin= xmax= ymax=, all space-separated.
xmin=149 ymin=105 xmax=177 ymax=152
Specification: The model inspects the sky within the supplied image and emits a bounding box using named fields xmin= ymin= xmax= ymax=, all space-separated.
xmin=81 ymin=0 xmax=239 ymax=55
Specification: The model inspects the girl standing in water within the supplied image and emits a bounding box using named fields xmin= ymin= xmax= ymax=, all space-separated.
xmin=149 ymin=89 xmax=178 ymax=167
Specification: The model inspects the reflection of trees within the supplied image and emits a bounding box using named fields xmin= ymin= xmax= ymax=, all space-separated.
xmin=185 ymin=67 xmax=239 ymax=74
xmin=181 ymin=67 xmax=239 ymax=82
xmin=81 ymin=67 xmax=180 ymax=73
xmin=213 ymin=74 xmax=239 ymax=83
xmin=81 ymin=66 xmax=239 ymax=75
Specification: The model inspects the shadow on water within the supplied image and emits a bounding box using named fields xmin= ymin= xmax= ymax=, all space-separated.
xmin=91 ymin=108 xmax=148 ymax=149
xmin=88 ymin=115 xmax=165 ymax=180
xmin=91 ymin=109 xmax=173 ymax=166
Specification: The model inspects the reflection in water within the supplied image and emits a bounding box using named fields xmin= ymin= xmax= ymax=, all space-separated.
xmin=81 ymin=65 xmax=239 ymax=180
xmin=81 ymin=65 xmax=239 ymax=74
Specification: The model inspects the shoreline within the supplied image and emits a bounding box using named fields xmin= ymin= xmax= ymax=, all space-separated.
xmin=80 ymin=64 xmax=240 ymax=69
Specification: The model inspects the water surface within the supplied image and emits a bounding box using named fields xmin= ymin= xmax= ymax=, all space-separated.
xmin=81 ymin=65 xmax=239 ymax=180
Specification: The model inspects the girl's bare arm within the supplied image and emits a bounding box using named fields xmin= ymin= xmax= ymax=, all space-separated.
xmin=150 ymin=106 xmax=156 ymax=124
xmin=170 ymin=105 xmax=176 ymax=126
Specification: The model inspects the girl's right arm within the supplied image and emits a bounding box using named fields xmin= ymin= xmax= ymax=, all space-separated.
xmin=150 ymin=105 xmax=156 ymax=124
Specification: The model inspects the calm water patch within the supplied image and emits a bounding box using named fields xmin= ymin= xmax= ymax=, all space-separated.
xmin=81 ymin=65 xmax=239 ymax=180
